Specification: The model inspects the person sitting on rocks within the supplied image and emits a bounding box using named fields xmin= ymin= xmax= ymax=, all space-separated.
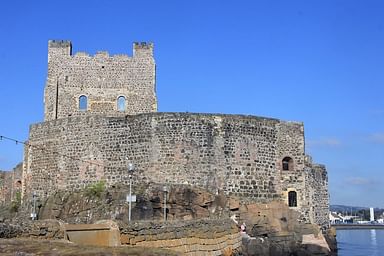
xmin=240 ymin=222 xmax=246 ymax=233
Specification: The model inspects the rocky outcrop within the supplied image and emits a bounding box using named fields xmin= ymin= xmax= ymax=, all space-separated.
xmin=236 ymin=200 xmax=335 ymax=255
xmin=24 ymin=183 xmax=227 ymax=224
xmin=324 ymin=227 xmax=338 ymax=254
xmin=0 ymin=223 xmax=23 ymax=238
xmin=0 ymin=219 xmax=64 ymax=239
xmin=1 ymin=183 xmax=336 ymax=255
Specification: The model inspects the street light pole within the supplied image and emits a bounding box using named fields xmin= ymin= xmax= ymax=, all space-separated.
xmin=163 ymin=185 xmax=168 ymax=222
xmin=32 ymin=191 xmax=37 ymax=220
xmin=128 ymin=163 xmax=134 ymax=222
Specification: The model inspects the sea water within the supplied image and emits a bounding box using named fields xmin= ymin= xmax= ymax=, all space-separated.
xmin=337 ymin=229 xmax=384 ymax=256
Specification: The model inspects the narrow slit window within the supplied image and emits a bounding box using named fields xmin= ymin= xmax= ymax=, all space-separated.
xmin=79 ymin=95 xmax=87 ymax=111
xmin=288 ymin=191 xmax=297 ymax=207
xmin=117 ymin=96 xmax=126 ymax=112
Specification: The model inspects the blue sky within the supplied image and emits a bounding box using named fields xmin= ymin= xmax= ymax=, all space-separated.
xmin=0 ymin=0 xmax=383 ymax=208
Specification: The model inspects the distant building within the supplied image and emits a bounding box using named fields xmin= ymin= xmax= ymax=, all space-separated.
xmin=370 ymin=207 xmax=375 ymax=222
xmin=329 ymin=211 xmax=361 ymax=224
xmin=329 ymin=212 xmax=343 ymax=224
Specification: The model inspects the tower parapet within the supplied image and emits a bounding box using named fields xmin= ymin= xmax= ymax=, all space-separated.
xmin=133 ymin=42 xmax=154 ymax=57
xmin=48 ymin=40 xmax=72 ymax=62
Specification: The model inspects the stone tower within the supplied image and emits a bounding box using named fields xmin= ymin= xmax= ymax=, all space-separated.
xmin=44 ymin=40 xmax=157 ymax=121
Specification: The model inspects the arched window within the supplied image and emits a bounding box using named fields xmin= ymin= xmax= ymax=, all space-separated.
xmin=282 ymin=157 xmax=294 ymax=171
xmin=79 ymin=95 xmax=87 ymax=111
xmin=288 ymin=191 xmax=297 ymax=207
xmin=117 ymin=96 xmax=126 ymax=112
xmin=15 ymin=180 xmax=22 ymax=188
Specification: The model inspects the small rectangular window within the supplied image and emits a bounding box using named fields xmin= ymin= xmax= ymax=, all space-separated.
xmin=288 ymin=191 xmax=297 ymax=207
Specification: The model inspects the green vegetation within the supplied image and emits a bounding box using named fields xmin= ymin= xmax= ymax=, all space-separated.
xmin=85 ymin=180 xmax=106 ymax=198
xmin=10 ymin=191 xmax=22 ymax=212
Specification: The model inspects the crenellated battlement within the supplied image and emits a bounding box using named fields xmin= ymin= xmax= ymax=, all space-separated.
xmin=73 ymin=51 xmax=90 ymax=58
xmin=94 ymin=51 xmax=109 ymax=58
xmin=48 ymin=40 xmax=72 ymax=61
xmin=133 ymin=42 xmax=153 ymax=57
xmin=72 ymin=51 xmax=132 ymax=60
xmin=134 ymin=42 xmax=153 ymax=49
xmin=48 ymin=40 xmax=72 ymax=48
xmin=48 ymin=40 xmax=152 ymax=59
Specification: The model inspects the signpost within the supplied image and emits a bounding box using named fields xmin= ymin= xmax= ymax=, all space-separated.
xmin=127 ymin=163 xmax=135 ymax=222
xmin=126 ymin=194 xmax=136 ymax=203
xmin=31 ymin=191 xmax=37 ymax=220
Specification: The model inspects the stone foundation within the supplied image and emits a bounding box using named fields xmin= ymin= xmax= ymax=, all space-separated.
xmin=120 ymin=219 xmax=242 ymax=255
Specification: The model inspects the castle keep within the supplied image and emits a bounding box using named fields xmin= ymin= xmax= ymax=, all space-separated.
xmin=22 ymin=40 xmax=329 ymax=228
xmin=44 ymin=40 xmax=156 ymax=121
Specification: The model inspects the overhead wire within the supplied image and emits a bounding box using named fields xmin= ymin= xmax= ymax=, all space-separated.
xmin=0 ymin=135 xmax=105 ymax=167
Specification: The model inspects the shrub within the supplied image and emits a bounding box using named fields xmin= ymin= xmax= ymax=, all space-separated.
xmin=10 ymin=191 xmax=21 ymax=213
xmin=85 ymin=180 xmax=106 ymax=198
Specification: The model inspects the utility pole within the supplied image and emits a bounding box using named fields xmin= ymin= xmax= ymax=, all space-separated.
xmin=31 ymin=192 xmax=37 ymax=220
xmin=163 ymin=185 xmax=168 ymax=222
xmin=128 ymin=163 xmax=135 ymax=222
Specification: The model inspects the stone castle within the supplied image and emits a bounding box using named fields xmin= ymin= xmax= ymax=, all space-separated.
xmin=15 ymin=40 xmax=328 ymax=227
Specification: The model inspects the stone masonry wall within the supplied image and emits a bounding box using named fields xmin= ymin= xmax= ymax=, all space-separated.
xmin=120 ymin=219 xmax=242 ymax=255
xmin=44 ymin=40 xmax=157 ymax=121
xmin=0 ymin=218 xmax=240 ymax=255
xmin=23 ymin=113 xmax=305 ymax=207
xmin=305 ymin=157 xmax=329 ymax=229
xmin=277 ymin=122 xmax=309 ymax=222
xmin=0 ymin=163 xmax=23 ymax=204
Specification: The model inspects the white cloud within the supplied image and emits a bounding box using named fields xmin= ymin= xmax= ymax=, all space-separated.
xmin=0 ymin=156 xmax=7 ymax=163
xmin=370 ymin=109 xmax=384 ymax=116
xmin=368 ymin=133 xmax=384 ymax=144
xmin=307 ymin=138 xmax=341 ymax=148
xmin=346 ymin=177 xmax=373 ymax=186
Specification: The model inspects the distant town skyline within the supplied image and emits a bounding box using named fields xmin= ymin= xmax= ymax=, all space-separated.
xmin=0 ymin=0 xmax=383 ymax=208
